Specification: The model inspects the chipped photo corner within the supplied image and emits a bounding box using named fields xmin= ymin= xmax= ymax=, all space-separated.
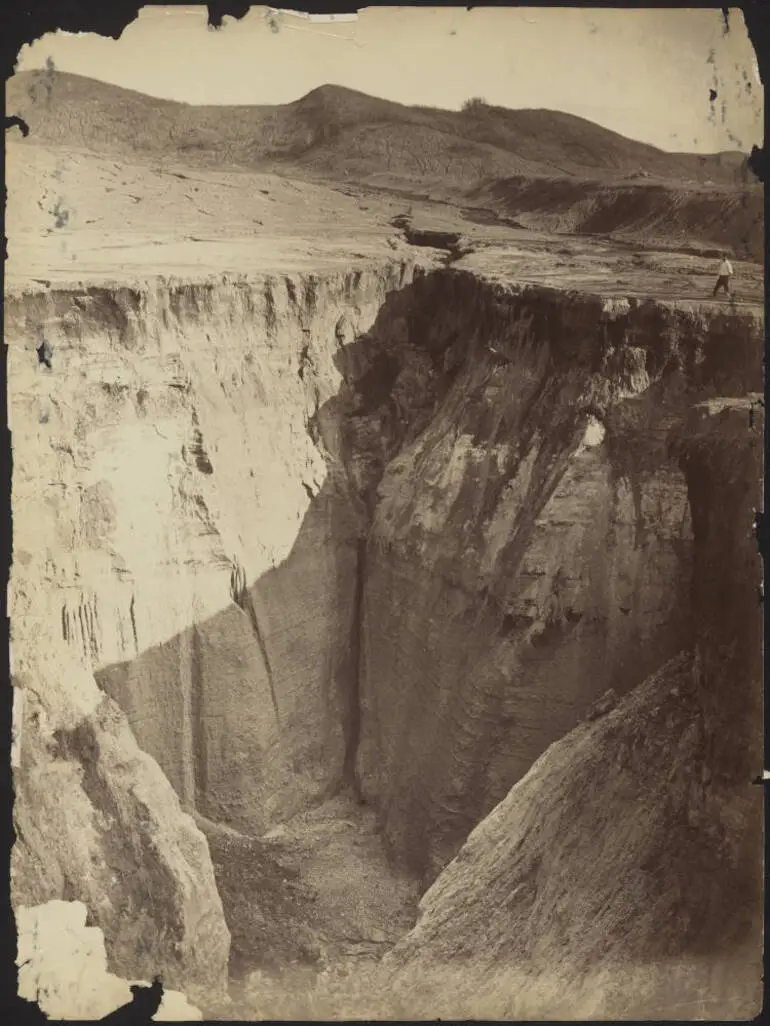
xmin=5 ymin=5 xmax=764 ymax=1022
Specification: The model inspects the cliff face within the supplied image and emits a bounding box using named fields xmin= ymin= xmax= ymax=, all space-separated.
xmin=352 ymin=272 xmax=761 ymax=880
xmin=382 ymin=397 xmax=763 ymax=1020
xmin=8 ymin=261 xmax=436 ymax=992
xmin=8 ymin=264 xmax=419 ymax=840
xmin=9 ymin=260 xmax=762 ymax=999
xmin=9 ymin=613 xmax=230 ymax=1003
xmin=673 ymin=398 xmax=764 ymax=786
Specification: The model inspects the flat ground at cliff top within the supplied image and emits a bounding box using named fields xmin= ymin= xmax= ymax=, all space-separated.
xmin=6 ymin=141 xmax=763 ymax=313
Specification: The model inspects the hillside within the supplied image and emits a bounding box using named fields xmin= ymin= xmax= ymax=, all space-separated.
xmin=468 ymin=174 xmax=764 ymax=262
xmin=7 ymin=69 xmax=752 ymax=188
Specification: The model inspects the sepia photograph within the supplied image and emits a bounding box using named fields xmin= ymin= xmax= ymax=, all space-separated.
xmin=4 ymin=5 xmax=765 ymax=1020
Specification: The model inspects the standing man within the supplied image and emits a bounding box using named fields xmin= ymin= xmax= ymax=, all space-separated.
xmin=712 ymin=253 xmax=734 ymax=296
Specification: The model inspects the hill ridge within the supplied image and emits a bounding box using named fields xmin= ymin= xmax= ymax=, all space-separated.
xmin=7 ymin=69 xmax=751 ymax=182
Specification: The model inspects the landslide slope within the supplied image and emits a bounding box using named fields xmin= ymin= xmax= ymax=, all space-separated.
xmin=383 ymin=655 xmax=762 ymax=1020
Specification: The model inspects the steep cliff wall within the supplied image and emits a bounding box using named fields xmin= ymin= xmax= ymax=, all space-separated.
xmin=353 ymin=272 xmax=762 ymax=880
xmin=382 ymin=397 xmax=763 ymax=1020
xmin=8 ymin=261 xmax=440 ymax=992
xmin=8 ymin=263 xmax=420 ymax=840
xmin=672 ymin=397 xmax=764 ymax=792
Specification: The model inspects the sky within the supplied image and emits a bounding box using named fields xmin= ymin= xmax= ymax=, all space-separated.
xmin=14 ymin=5 xmax=763 ymax=154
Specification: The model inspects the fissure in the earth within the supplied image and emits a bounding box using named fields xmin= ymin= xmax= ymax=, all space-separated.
xmin=9 ymin=261 xmax=763 ymax=1019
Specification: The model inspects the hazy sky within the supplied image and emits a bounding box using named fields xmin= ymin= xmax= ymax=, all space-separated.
xmin=14 ymin=5 xmax=763 ymax=153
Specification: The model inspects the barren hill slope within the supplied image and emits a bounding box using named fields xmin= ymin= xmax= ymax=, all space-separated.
xmin=467 ymin=174 xmax=764 ymax=262
xmin=7 ymin=69 xmax=752 ymax=187
xmin=8 ymin=69 xmax=760 ymax=260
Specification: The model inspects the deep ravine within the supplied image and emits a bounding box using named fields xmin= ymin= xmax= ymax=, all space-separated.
xmin=8 ymin=261 xmax=763 ymax=1013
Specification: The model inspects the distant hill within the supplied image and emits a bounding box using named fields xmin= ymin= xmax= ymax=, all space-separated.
xmin=7 ymin=69 xmax=754 ymax=190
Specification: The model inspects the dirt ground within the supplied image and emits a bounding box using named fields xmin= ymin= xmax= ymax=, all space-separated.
xmin=262 ymin=793 xmax=420 ymax=958
xmin=6 ymin=141 xmax=763 ymax=318
xmin=202 ymin=793 xmax=419 ymax=1020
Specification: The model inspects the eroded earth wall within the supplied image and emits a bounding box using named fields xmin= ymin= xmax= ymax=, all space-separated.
xmin=9 ymin=264 xmax=417 ymax=839
xmin=353 ymin=272 xmax=762 ymax=880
